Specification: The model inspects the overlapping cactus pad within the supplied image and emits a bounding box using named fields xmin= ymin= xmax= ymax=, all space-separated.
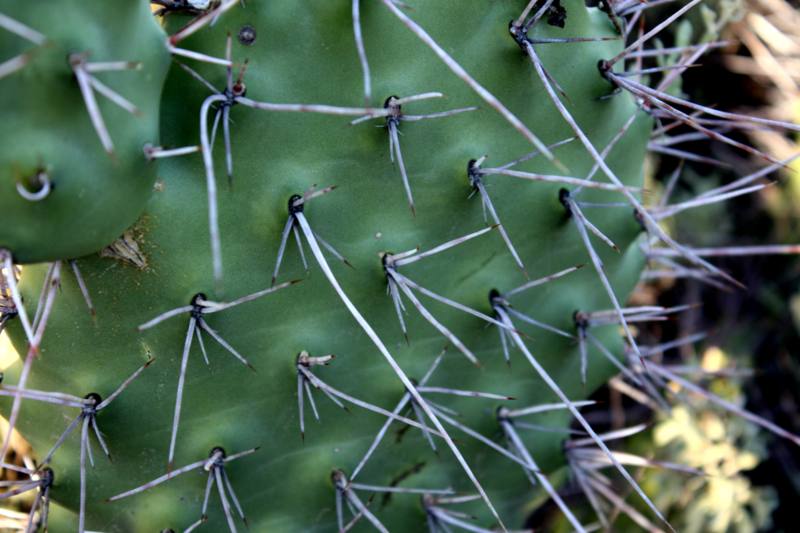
xmin=5 ymin=1 xmax=796 ymax=532
xmin=0 ymin=0 xmax=170 ymax=262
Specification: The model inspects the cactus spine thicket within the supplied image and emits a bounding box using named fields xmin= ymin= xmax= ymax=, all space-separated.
xmin=1 ymin=1 xmax=798 ymax=531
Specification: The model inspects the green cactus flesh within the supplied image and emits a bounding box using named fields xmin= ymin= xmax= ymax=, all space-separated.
xmin=0 ymin=0 xmax=170 ymax=263
xmin=4 ymin=1 xmax=654 ymax=530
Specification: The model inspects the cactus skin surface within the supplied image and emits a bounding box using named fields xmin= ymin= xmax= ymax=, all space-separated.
xmin=0 ymin=0 xmax=170 ymax=263
xmin=5 ymin=1 xmax=652 ymax=530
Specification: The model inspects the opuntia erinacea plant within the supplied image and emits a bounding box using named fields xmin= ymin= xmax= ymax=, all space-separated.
xmin=1 ymin=0 xmax=799 ymax=531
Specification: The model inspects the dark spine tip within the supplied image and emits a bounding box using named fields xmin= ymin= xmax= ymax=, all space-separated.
xmin=238 ymin=25 xmax=257 ymax=46
xmin=190 ymin=292 xmax=206 ymax=318
xmin=573 ymin=310 xmax=588 ymax=329
xmin=380 ymin=252 xmax=393 ymax=276
xmin=507 ymin=19 xmax=519 ymax=37
xmin=467 ymin=159 xmax=481 ymax=187
xmin=488 ymin=288 xmax=501 ymax=307
xmin=41 ymin=467 xmax=55 ymax=488
xmin=331 ymin=468 xmax=346 ymax=485
xmin=209 ymin=446 xmax=226 ymax=458
xmin=288 ymin=194 xmax=304 ymax=215
xmin=496 ymin=406 xmax=510 ymax=421
xmin=559 ymin=188 xmax=572 ymax=215
xmin=508 ymin=21 xmax=527 ymax=50
xmin=84 ymin=392 xmax=102 ymax=405
xmin=547 ymin=1 xmax=567 ymax=28
xmin=384 ymin=96 xmax=402 ymax=123
xmin=633 ymin=208 xmax=646 ymax=230
xmin=597 ymin=59 xmax=619 ymax=92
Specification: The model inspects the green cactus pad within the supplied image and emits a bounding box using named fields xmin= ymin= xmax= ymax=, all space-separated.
xmin=5 ymin=1 xmax=652 ymax=530
xmin=0 ymin=0 xmax=170 ymax=262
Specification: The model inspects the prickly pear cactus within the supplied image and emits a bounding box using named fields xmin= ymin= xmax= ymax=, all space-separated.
xmin=4 ymin=1 xmax=796 ymax=532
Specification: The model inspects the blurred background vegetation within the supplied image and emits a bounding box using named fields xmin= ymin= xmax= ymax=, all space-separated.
xmin=532 ymin=0 xmax=800 ymax=530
